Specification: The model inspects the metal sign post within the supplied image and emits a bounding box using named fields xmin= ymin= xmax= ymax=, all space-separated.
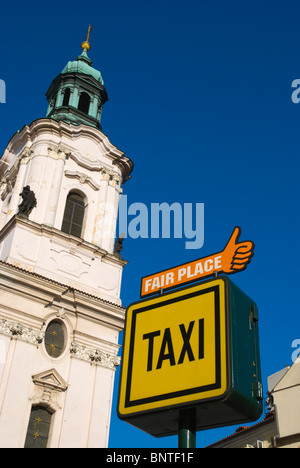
xmin=178 ymin=409 xmax=196 ymax=448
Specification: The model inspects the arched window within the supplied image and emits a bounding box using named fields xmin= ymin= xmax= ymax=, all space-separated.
xmin=44 ymin=320 xmax=65 ymax=358
xmin=61 ymin=192 xmax=85 ymax=238
xmin=62 ymin=88 xmax=71 ymax=106
xmin=78 ymin=92 xmax=91 ymax=114
xmin=24 ymin=405 xmax=53 ymax=448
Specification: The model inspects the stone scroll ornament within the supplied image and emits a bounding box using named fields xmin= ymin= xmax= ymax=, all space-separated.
xmin=114 ymin=233 xmax=125 ymax=256
xmin=140 ymin=226 xmax=255 ymax=297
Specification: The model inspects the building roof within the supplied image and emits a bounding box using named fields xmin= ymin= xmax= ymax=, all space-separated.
xmin=62 ymin=51 xmax=104 ymax=86
xmin=0 ymin=260 xmax=124 ymax=311
xmin=206 ymin=412 xmax=275 ymax=448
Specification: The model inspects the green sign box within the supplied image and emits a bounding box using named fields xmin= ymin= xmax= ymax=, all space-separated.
xmin=118 ymin=276 xmax=263 ymax=437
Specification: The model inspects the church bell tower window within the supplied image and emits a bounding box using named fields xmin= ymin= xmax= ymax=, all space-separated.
xmin=62 ymin=88 xmax=71 ymax=107
xmin=78 ymin=92 xmax=91 ymax=114
xmin=61 ymin=192 xmax=85 ymax=238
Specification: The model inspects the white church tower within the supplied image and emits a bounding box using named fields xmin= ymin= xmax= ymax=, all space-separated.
xmin=0 ymin=31 xmax=133 ymax=448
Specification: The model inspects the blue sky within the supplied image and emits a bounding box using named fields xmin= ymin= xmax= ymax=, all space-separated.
xmin=1 ymin=0 xmax=300 ymax=448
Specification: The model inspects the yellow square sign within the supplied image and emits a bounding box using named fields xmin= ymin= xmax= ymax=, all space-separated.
xmin=118 ymin=278 xmax=228 ymax=419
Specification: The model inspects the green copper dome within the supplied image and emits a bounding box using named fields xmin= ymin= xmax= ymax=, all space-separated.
xmin=61 ymin=50 xmax=104 ymax=86
xmin=45 ymin=38 xmax=108 ymax=130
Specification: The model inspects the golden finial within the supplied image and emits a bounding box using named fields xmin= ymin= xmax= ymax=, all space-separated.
xmin=81 ymin=25 xmax=93 ymax=51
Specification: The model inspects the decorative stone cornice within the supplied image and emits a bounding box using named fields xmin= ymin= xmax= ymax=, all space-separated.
xmin=0 ymin=318 xmax=44 ymax=345
xmin=0 ymin=318 xmax=121 ymax=370
xmin=47 ymin=144 xmax=70 ymax=160
xmin=64 ymin=169 xmax=100 ymax=190
xmin=70 ymin=341 xmax=121 ymax=370
xmin=30 ymin=369 xmax=68 ymax=411
xmin=32 ymin=368 xmax=68 ymax=392
xmin=0 ymin=147 xmax=34 ymax=200
xmin=1 ymin=118 xmax=133 ymax=186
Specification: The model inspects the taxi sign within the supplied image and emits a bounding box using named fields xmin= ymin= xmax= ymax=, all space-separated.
xmin=118 ymin=276 xmax=263 ymax=437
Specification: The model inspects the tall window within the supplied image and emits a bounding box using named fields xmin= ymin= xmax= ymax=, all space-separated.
xmin=24 ymin=405 xmax=53 ymax=448
xmin=61 ymin=192 xmax=85 ymax=238
xmin=78 ymin=92 xmax=90 ymax=114
xmin=62 ymin=88 xmax=71 ymax=106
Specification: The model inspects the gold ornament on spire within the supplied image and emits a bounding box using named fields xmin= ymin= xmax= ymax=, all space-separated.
xmin=81 ymin=25 xmax=93 ymax=51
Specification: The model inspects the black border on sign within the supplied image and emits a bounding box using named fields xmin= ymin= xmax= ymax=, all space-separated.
xmin=124 ymin=285 xmax=221 ymax=409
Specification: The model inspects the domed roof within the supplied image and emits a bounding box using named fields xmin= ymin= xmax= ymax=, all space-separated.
xmin=46 ymin=28 xmax=108 ymax=131
xmin=61 ymin=50 xmax=104 ymax=86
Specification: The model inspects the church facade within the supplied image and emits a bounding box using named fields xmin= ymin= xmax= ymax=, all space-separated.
xmin=0 ymin=34 xmax=133 ymax=448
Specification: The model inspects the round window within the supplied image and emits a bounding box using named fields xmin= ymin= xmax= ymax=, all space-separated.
xmin=44 ymin=320 xmax=65 ymax=358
